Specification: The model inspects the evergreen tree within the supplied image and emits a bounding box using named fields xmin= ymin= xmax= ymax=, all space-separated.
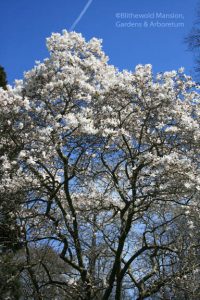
xmin=0 ymin=65 xmax=7 ymax=89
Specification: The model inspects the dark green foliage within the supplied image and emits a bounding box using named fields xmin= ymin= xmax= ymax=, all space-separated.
xmin=0 ymin=252 xmax=22 ymax=300
xmin=0 ymin=65 xmax=7 ymax=89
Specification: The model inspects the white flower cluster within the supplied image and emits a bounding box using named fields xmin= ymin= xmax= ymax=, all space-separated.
xmin=0 ymin=29 xmax=199 ymax=229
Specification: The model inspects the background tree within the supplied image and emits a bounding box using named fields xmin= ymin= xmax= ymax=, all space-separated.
xmin=0 ymin=65 xmax=7 ymax=90
xmin=0 ymin=66 xmax=25 ymax=299
xmin=186 ymin=6 xmax=200 ymax=79
xmin=150 ymin=205 xmax=200 ymax=300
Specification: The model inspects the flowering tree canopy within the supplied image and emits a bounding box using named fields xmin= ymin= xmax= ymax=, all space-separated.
xmin=0 ymin=30 xmax=200 ymax=300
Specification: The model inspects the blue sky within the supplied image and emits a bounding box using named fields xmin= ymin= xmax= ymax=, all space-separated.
xmin=0 ymin=0 xmax=199 ymax=84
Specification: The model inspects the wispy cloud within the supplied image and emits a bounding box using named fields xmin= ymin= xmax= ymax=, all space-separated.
xmin=70 ymin=0 xmax=93 ymax=31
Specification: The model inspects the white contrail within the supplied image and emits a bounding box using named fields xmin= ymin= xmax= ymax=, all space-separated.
xmin=70 ymin=0 xmax=93 ymax=31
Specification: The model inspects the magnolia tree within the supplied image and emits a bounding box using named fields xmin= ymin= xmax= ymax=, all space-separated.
xmin=0 ymin=30 xmax=200 ymax=300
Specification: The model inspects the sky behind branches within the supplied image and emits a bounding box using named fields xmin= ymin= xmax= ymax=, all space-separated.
xmin=0 ymin=0 xmax=198 ymax=84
